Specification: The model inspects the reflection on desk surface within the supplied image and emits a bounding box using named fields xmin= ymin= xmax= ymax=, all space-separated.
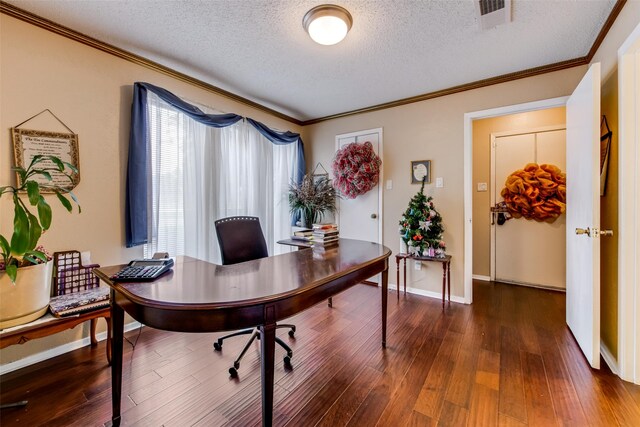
xmin=95 ymin=238 xmax=390 ymax=306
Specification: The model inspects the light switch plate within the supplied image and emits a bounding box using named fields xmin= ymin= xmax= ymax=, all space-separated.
xmin=386 ymin=180 xmax=393 ymax=190
xmin=414 ymin=260 xmax=422 ymax=270
xmin=477 ymin=182 xmax=488 ymax=192
xmin=436 ymin=177 xmax=443 ymax=188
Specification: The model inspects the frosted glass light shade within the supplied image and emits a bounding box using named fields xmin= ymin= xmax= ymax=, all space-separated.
xmin=303 ymin=5 xmax=353 ymax=46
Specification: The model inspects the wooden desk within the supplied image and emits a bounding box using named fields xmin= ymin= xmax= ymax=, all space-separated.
xmin=395 ymin=253 xmax=451 ymax=307
xmin=95 ymin=238 xmax=391 ymax=427
xmin=0 ymin=308 xmax=111 ymax=363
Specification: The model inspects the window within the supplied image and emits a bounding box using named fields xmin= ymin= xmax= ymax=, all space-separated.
xmin=143 ymin=92 xmax=299 ymax=262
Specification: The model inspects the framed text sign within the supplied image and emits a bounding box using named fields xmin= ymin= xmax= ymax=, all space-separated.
xmin=12 ymin=128 xmax=80 ymax=192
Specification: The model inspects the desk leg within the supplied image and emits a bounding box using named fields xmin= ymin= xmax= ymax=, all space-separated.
xmin=259 ymin=322 xmax=276 ymax=427
xmin=403 ymin=259 xmax=407 ymax=296
xmin=381 ymin=268 xmax=388 ymax=348
xmin=395 ymin=257 xmax=400 ymax=300
xmin=110 ymin=295 xmax=124 ymax=427
xmin=441 ymin=263 xmax=446 ymax=309
xmin=447 ymin=261 xmax=451 ymax=304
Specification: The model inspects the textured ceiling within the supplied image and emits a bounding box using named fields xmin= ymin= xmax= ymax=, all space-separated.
xmin=5 ymin=0 xmax=617 ymax=121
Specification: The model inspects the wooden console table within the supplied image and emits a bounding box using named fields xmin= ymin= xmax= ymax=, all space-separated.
xmin=0 ymin=308 xmax=112 ymax=363
xmin=395 ymin=253 xmax=451 ymax=307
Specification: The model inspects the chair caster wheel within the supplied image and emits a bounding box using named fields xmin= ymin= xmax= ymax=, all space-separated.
xmin=283 ymin=356 xmax=292 ymax=367
xmin=229 ymin=367 xmax=238 ymax=377
xmin=234 ymin=361 xmax=240 ymax=369
xmin=213 ymin=342 xmax=222 ymax=351
xmin=288 ymin=330 xmax=295 ymax=338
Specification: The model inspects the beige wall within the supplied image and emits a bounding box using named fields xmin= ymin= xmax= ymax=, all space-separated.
xmin=600 ymin=71 xmax=619 ymax=359
xmin=0 ymin=15 xmax=304 ymax=365
xmin=471 ymin=108 xmax=566 ymax=278
xmin=306 ymin=68 xmax=586 ymax=297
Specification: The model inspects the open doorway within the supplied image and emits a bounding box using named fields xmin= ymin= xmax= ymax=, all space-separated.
xmin=462 ymin=97 xmax=569 ymax=304
xmin=472 ymin=109 xmax=567 ymax=289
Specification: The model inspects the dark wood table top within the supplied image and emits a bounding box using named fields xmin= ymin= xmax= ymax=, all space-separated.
xmin=95 ymin=238 xmax=391 ymax=332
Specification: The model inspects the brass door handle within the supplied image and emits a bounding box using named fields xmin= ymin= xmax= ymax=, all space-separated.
xmin=600 ymin=229 xmax=614 ymax=237
xmin=575 ymin=227 xmax=591 ymax=237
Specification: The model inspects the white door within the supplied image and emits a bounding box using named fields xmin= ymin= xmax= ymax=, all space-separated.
xmin=566 ymin=63 xmax=601 ymax=369
xmin=335 ymin=128 xmax=383 ymax=245
xmin=492 ymin=128 xmax=566 ymax=288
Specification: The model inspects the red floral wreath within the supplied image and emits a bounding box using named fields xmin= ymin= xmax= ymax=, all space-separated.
xmin=332 ymin=141 xmax=382 ymax=199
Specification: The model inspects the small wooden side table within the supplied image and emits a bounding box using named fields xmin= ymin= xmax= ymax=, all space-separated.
xmin=395 ymin=253 xmax=452 ymax=307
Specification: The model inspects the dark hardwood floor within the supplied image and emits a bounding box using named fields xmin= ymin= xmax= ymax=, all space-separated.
xmin=1 ymin=281 xmax=639 ymax=426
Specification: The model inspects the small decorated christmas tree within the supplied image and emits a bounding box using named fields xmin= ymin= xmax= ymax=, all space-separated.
xmin=399 ymin=178 xmax=446 ymax=257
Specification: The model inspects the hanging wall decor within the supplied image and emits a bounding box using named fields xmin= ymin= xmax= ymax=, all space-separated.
xmin=600 ymin=115 xmax=612 ymax=196
xmin=11 ymin=109 xmax=80 ymax=192
xmin=500 ymin=163 xmax=566 ymax=222
xmin=332 ymin=141 xmax=381 ymax=199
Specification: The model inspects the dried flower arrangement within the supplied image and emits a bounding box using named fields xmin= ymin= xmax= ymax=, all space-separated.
xmin=288 ymin=174 xmax=338 ymax=228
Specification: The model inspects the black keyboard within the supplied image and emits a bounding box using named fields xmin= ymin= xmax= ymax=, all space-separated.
xmin=110 ymin=259 xmax=174 ymax=282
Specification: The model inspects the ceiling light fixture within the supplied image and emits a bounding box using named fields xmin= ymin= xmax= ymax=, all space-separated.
xmin=303 ymin=4 xmax=353 ymax=46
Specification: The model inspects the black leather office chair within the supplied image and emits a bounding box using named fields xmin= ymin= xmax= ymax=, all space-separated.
xmin=213 ymin=216 xmax=296 ymax=377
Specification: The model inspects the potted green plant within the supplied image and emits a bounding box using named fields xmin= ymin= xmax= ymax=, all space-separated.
xmin=288 ymin=174 xmax=338 ymax=228
xmin=0 ymin=155 xmax=80 ymax=328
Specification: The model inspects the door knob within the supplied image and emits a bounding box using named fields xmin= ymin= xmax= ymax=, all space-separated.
xmin=370 ymin=213 xmax=377 ymax=219
xmin=575 ymin=227 xmax=591 ymax=237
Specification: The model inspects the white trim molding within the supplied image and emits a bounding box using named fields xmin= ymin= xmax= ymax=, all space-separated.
xmin=472 ymin=274 xmax=491 ymax=282
xmin=601 ymin=340 xmax=620 ymax=376
xmin=617 ymin=21 xmax=640 ymax=385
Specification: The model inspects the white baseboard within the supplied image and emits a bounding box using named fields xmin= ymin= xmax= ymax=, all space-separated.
xmin=388 ymin=282 xmax=466 ymax=304
xmin=601 ymin=340 xmax=619 ymax=375
xmin=472 ymin=274 xmax=491 ymax=282
xmin=0 ymin=321 xmax=142 ymax=375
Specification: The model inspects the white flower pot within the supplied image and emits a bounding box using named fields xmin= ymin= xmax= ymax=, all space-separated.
xmin=0 ymin=261 xmax=53 ymax=329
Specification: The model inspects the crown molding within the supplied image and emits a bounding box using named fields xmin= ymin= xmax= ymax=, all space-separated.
xmin=0 ymin=1 xmax=304 ymax=126
xmin=1 ymin=0 xmax=626 ymax=127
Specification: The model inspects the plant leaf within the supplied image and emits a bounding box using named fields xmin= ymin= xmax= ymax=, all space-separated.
xmin=55 ymin=191 xmax=72 ymax=212
xmin=27 ymin=211 xmax=42 ymax=250
xmin=26 ymin=180 xmax=40 ymax=205
xmin=48 ymin=156 xmax=64 ymax=171
xmin=67 ymin=191 xmax=81 ymax=213
xmin=37 ymin=196 xmax=52 ymax=230
xmin=25 ymin=250 xmax=47 ymax=263
xmin=62 ymin=161 xmax=78 ymax=173
xmin=0 ymin=234 xmax=10 ymax=257
xmin=6 ymin=264 xmax=17 ymax=283
xmin=10 ymin=197 xmax=30 ymax=256
xmin=30 ymin=170 xmax=52 ymax=182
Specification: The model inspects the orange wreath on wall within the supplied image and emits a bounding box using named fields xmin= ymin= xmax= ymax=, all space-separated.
xmin=500 ymin=163 xmax=566 ymax=222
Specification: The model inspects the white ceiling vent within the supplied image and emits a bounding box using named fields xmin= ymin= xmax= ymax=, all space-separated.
xmin=476 ymin=0 xmax=511 ymax=30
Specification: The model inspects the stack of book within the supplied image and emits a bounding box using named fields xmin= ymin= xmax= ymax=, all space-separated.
xmin=311 ymin=223 xmax=339 ymax=250
xmin=291 ymin=228 xmax=313 ymax=243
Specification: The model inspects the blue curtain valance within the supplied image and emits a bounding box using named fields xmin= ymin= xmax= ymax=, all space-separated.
xmin=126 ymin=82 xmax=306 ymax=247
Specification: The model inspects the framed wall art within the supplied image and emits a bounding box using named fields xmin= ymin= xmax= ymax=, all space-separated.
xmin=411 ymin=160 xmax=431 ymax=184
xmin=12 ymin=128 xmax=80 ymax=192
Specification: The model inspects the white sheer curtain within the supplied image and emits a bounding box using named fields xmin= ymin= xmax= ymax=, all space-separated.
xmin=144 ymin=92 xmax=297 ymax=262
